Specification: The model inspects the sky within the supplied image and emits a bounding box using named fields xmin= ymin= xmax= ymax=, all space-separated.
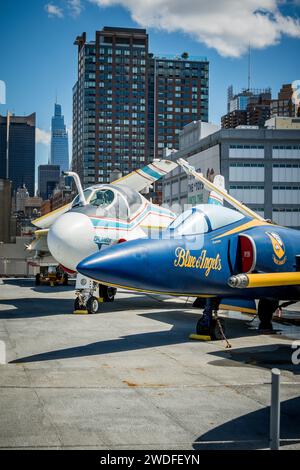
xmin=1 ymin=0 xmax=300 ymax=177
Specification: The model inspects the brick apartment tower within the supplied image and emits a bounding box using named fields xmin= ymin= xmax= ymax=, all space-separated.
xmin=72 ymin=27 xmax=209 ymax=200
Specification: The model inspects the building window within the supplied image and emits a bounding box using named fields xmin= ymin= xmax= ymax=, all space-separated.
xmin=229 ymin=145 xmax=264 ymax=159
xmin=273 ymin=163 xmax=300 ymax=182
xmin=229 ymin=185 xmax=264 ymax=204
xmin=273 ymin=208 xmax=300 ymax=227
xmin=272 ymin=145 xmax=300 ymax=159
xmin=273 ymin=186 xmax=300 ymax=204
xmin=229 ymin=163 xmax=265 ymax=182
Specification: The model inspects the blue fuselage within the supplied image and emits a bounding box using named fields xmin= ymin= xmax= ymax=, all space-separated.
xmin=77 ymin=216 xmax=300 ymax=301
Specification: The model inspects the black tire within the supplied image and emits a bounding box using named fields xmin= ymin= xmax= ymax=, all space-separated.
xmin=63 ymin=273 xmax=69 ymax=286
xmin=35 ymin=273 xmax=40 ymax=286
xmin=196 ymin=317 xmax=225 ymax=340
xmin=74 ymin=297 xmax=82 ymax=311
xmin=99 ymin=284 xmax=117 ymax=302
xmin=86 ymin=296 xmax=99 ymax=314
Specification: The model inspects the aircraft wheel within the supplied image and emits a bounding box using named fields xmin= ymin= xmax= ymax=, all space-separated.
xmin=99 ymin=284 xmax=116 ymax=302
xmin=87 ymin=296 xmax=99 ymax=314
xmin=74 ymin=297 xmax=83 ymax=311
xmin=196 ymin=317 xmax=225 ymax=340
xmin=63 ymin=273 xmax=69 ymax=286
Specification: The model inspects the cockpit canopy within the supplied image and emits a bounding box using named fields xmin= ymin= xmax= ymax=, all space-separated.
xmin=167 ymin=204 xmax=244 ymax=236
xmin=71 ymin=184 xmax=143 ymax=220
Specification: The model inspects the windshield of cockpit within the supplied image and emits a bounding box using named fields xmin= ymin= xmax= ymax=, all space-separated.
xmin=167 ymin=205 xmax=244 ymax=236
xmin=71 ymin=189 xmax=93 ymax=208
xmin=88 ymin=188 xmax=128 ymax=219
xmin=71 ymin=185 xmax=143 ymax=220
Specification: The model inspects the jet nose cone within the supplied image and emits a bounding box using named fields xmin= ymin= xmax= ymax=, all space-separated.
xmin=77 ymin=241 xmax=148 ymax=286
xmin=77 ymin=238 xmax=179 ymax=293
xmin=48 ymin=211 xmax=97 ymax=271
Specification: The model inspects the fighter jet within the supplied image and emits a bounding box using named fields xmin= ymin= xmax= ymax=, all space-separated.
xmin=30 ymin=160 xmax=177 ymax=313
xmin=77 ymin=158 xmax=300 ymax=339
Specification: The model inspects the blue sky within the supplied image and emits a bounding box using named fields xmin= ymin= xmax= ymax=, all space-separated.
xmin=1 ymin=0 xmax=300 ymax=175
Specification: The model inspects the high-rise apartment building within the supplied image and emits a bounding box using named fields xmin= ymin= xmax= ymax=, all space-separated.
xmin=221 ymin=88 xmax=271 ymax=129
xmin=72 ymin=27 xmax=149 ymax=187
xmin=271 ymin=84 xmax=300 ymax=118
xmin=50 ymin=103 xmax=69 ymax=172
xmin=72 ymin=27 xmax=209 ymax=190
xmin=148 ymin=54 xmax=209 ymax=161
xmin=0 ymin=112 xmax=35 ymax=195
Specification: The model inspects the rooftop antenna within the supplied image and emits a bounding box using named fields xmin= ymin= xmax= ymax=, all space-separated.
xmin=247 ymin=43 xmax=251 ymax=91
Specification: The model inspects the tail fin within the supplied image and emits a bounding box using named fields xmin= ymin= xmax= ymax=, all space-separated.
xmin=208 ymin=175 xmax=226 ymax=206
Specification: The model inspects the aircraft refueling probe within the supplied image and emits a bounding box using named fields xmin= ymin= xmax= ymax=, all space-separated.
xmin=62 ymin=171 xmax=87 ymax=206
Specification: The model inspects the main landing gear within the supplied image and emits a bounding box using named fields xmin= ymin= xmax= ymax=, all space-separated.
xmin=193 ymin=296 xmax=279 ymax=339
xmin=257 ymin=298 xmax=279 ymax=331
xmin=194 ymin=298 xmax=226 ymax=341
xmin=74 ymin=273 xmax=117 ymax=314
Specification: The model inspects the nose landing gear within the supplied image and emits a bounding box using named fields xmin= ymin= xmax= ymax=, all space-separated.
xmin=74 ymin=274 xmax=117 ymax=314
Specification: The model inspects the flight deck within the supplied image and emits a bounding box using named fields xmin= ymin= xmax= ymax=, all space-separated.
xmin=0 ymin=279 xmax=299 ymax=450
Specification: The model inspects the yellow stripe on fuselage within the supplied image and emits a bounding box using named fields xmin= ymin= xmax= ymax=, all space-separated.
xmin=90 ymin=278 xmax=217 ymax=298
xmin=219 ymin=304 xmax=257 ymax=314
xmin=213 ymin=219 xmax=272 ymax=240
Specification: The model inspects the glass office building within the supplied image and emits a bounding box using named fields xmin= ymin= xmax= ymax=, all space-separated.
xmin=50 ymin=103 xmax=69 ymax=173
xmin=0 ymin=112 xmax=35 ymax=196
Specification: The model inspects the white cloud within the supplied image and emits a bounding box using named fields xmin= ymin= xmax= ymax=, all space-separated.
xmin=89 ymin=0 xmax=300 ymax=57
xmin=68 ymin=0 xmax=84 ymax=17
xmin=36 ymin=128 xmax=51 ymax=146
xmin=44 ymin=3 xmax=64 ymax=18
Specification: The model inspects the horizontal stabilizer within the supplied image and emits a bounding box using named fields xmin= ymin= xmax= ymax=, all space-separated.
xmin=112 ymin=159 xmax=177 ymax=192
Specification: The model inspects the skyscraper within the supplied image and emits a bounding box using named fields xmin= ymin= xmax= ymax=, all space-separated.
xmin=0 ymin=178 xmax=12 ymax=243
xmin=0 ymin=112 xmax=35 ymax=196
xmin=50 ymin=103 xmax=69 ymax=172
xmin=72 ymin=27 xmax=209 ymax=190
xmin=148 ymin=54 xmax=209 ymax=161
xmin=38 ymin=164 xmax=60 ymax=200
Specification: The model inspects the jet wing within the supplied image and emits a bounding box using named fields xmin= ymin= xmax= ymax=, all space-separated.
xmin=177 ymin=158 xmax=265 ymax=222
xmin=32 ymin=203 xmax=72 ymax=229
xmin=111 ymin=159 xmax=177 ymax=192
